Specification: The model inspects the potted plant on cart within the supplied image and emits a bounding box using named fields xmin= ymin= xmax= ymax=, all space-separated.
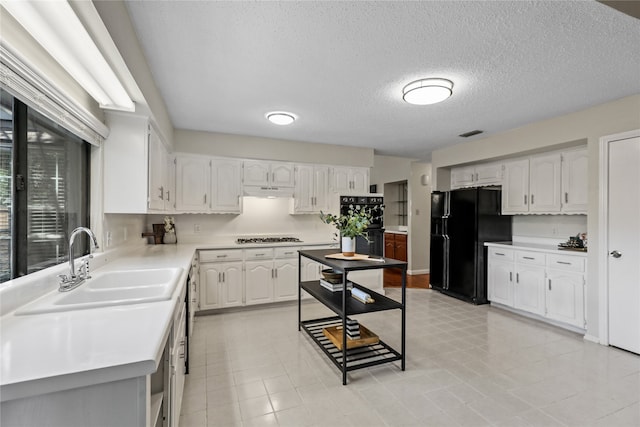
xmin=320 ymin=205 xmax=372 ymax=257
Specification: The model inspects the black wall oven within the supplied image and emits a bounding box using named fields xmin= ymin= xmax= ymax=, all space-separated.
xmin=340 ymin=195 xmax=384 ymax=256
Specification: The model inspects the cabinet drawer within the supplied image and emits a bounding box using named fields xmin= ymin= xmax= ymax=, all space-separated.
xmin=274 ymin=247 xmax=298 ymax=259
xmin=488 ymin=247 xmax=514 ymax=260
xmin=546 ymin=254 xmax=585 ymax=272
xmin=199 ymin=249 xmax=243 ymax=262
xmin=245 ymin=248 xmax=275 ymax=260
xmin=516 ymin=251 xmax=545 ymax=266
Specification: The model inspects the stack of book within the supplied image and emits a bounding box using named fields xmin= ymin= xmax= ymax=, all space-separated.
xmin=346 ymin=318 xmax=360 ymax=340
xmin=319 ymin=279 xmax=353 ymax=292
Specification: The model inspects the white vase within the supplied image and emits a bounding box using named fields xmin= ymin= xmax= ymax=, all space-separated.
xmin=341 ymin=236 xmax=356 ymax=257
xmin=163 ymin=231 xmax=177 ymax=244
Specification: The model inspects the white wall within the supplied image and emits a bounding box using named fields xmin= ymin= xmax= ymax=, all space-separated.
xmin=513 ymin=215 xmax=587 ymax=240
xmin=175 ymin=129 xmax=374 ymax=167
xmin=409 ymin=162 xmax=431 ymax=274
xmin=431 ymin=93 xmax=640 ymax=341
xmin=146 ymin=198 xmax=336 ymax=244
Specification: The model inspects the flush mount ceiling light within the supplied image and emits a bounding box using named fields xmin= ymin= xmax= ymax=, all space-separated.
xmin=402 ymin=78 xmax=454 ymax=105
xmin=266 ymin=112 xmax=296 ymax=125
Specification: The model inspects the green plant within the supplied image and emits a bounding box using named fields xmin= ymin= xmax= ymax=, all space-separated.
xmin=320 ymin=205 xmax=372 ymax=238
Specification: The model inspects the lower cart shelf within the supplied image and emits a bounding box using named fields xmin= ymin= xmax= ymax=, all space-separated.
xmin=301 ymin=317 xmax=402 ymax=372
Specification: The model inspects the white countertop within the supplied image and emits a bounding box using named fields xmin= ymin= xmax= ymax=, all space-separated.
xmin=485 ymin=241 xmax=588 ymax=257
xmin=0 ymin=240 xmax=336 ymax=402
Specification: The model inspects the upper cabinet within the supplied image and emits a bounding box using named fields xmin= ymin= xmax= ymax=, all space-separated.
xmin=104 ymin=113 xmax=171 ymax=213
xmin=175 ymin=155 xmax=242 ymax=213
xmin=451 ymin=163 xmax=502 ymax=189
xmin=502 ymin=148 xmax=587 ymax=215
xmin=561 ymin=148 xmax=588 ymax=213
xmin=331 ymin=166 xmax=369 ymax=194
xmin=243 ymin=160 xmax=294 ymax=188
xmin=290 ymin=164 xmax=329 ymax=214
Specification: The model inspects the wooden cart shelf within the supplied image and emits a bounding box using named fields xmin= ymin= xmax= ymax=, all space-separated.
xmin=298 ymin=249 xmax=407 ymax=385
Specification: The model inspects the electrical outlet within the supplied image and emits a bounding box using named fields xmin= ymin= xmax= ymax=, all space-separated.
xmin=194 ymin=224 xmax=201 ymax=233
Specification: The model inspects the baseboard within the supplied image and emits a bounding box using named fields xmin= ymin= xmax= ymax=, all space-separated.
xmin=408 ymin=269 xmax=429 ymax=275
xmin=583 ymin=334 xmax=602 ymax=344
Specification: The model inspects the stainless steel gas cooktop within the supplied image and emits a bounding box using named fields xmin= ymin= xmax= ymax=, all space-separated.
xmin=236 ymin=237 xmax=302 ymax=244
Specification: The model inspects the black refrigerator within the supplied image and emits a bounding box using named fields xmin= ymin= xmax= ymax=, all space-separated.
xmin=430 ymin=188 xmax=512 ymax=304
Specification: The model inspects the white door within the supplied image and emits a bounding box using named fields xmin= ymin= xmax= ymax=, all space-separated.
xmin=245 ymin=261 xmax=274 ymax=305
xmin=293 ymin=165 xmax=314 ymax=213
xmin=561 ymin=148 xmax=588 ymax=213
xmin=351 ymin=168 xmax=369 ymax=193
xmin=608 ymin=135 xmax=640 ymax=354
xmin=273 ymin=259 xmax=298 ymax=301
xmin=176 ymin=156 xmax=209 ymax=211
xmin=546 ymin=270 xmax=584 ymax=328
xmin=529 ymin=153 xmax=561 ymax=213
xmin=200 ymin=265 xmax=221 ymax=310
xmin=221 ymin=263 xmax=243 ymax=308
xmin=488 ymin=260 xmax=513 ymax=306
xmin=211 ymin=159 xmax=242 ymax=213
xmin=514 ymin=266 xmax=546 ymax=316
xmin=271 ymin=162 xmax=295 ymax=187
xmin=502 ymin=159 xmax=529 ymax=214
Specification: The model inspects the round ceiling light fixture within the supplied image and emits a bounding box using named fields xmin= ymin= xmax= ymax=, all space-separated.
xmin=266 ymin=111 xmax=296 ymax=125
xmin=402 ymin=78 xmax=454 ymax=105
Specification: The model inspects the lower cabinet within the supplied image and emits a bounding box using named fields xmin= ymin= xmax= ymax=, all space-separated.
xmin=487 ymin=246 xmax=586 ymax=330
xmin=199 ymin=249 xmax=244 ymax=310
xmin=245 ymin=260 xmax=275 ymax=305
xmin=384 ymin=232 xmax=407 ymax=261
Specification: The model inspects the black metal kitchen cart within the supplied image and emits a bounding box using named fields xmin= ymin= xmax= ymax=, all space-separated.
xmin=297 ymin=249 xmax=407 ymax=385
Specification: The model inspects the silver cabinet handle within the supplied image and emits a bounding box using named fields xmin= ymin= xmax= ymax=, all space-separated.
xmin=203 ymin=194 xmax=207 ymax=204
xmin=516 ymin=273 xmax=519 ymax=283
xmin=530 ymin=194 xmax=534 ymax=205
xmin=557 ymin=261 xmax=572 ymax=265
xmin=495 ymin=252 xmax=505 ymax=256
xmin=523 ymin=256 xmax=535 ymax=260
xmin=565 ymin=192 xmax=568 ymax=203
xmin=222 ymin=272 xmax=225 ymax=282
xmin=524 ymin=195 xmax=528 ymax=205
xmin=610 ymin=250 xmax=622 ymax=258
xmin=216 ymin=254 xmax=227 ymax=258
xmin=159 ymin=186 xmax=164 ymax=200
xmin=509 ymin=272 xmax=513 ymax=282
xmin=275 ymin=269 xmax=278 ymax=278
xmin=218 ymin=272 xmax=221 ymax=282
xmin=166 ymin=190 xmax=170 ymax=202
xmin=548 ymin=279 xmax=552 ymax=290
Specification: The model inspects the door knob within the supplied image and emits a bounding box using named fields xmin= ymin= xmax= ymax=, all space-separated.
xmin=610 ymin=250 xmax=622 ymax=258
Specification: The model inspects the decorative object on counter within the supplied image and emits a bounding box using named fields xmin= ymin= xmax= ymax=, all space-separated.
xmin=320 ymin=204 xmax=372 ymax=256
xmin=558 ymin=232 xmax=588 ymax=251
xmin=141 ymin=224 xmax=164 ymax=244
xmin=162 ymin=216 xmax=176 ymax=244
xmin=351 ymin=287 xmax=375 ymax=304
xmin=322 ymin=324 xmax=379 ymax=350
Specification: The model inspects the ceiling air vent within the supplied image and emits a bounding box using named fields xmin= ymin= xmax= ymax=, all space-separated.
xmin=459 ymin=130 xmax=483 ymax=138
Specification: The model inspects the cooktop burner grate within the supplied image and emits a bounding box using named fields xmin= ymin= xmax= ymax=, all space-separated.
xmin=236 ymin=237 xmax=302 ymax=244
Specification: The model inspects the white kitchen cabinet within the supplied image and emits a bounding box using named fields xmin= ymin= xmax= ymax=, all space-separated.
xmin=210 ymin=158 xmax=242 ymax=213
xmin=487 ymin=244 xmax=586 ymax=331
xmin=513 ymin=252 xmax=546 ymax=316
xmin=170 ymin=302 xmax=186 ymax=427
xmin=451 ymin=163 xmax=502 ymax=189
xmin=331 ymin=166 xmax=369 ymax=194
xmin=561 ymin=148 xmax=588 ymax=213
xmin=545 ymin=254 xmax=586 ymax=328
xmin=199 ymin=250 xmax=244 ymax=310
xmin=176 ymin=155 xmax=210 ymax=212
xmin=104 ymin=113 xmax=171 ymax=213
xmin=291 ymin=164 xmax=329 ymax=214
xmin=274 ymin=258 xmax=298 ymax=301
xmin=529 ymin=153 xmax=562 ymax=212
xmin=502 ymin=159 xmax=530 ymax=213
xmin=165 ymin=154 xmax=176 ymax=212
xmin=245 ymin=260 xmax=275 ymax=305
xmin=243 ymin=160 xmax=295 ymax=188
xmin=487 ymin=248 xmax=514 ymax=306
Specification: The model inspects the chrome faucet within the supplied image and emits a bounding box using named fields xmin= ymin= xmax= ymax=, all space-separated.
xmin=58 ymin=227 xmax=99 ymax=292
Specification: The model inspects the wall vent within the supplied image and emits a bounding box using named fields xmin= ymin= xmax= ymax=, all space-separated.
xmin=459 ymin=130 xmax=483 ymax=138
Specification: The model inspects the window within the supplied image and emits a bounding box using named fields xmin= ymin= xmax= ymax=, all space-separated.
xmin=0 ymin=90 xmax=90 ymax=283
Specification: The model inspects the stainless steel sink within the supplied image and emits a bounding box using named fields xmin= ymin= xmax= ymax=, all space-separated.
xmin=16 ymin=267 xmax=183 ymax=315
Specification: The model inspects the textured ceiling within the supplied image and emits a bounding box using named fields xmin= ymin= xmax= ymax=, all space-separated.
xmin=123 ymin=1 xmax=640 ymax=160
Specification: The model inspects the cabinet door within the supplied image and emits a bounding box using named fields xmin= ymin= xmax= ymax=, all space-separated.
xmin=293 ymin=165 xmax=314 ymax=213
xmin=502 ymin=159 xmax=529 ymax=214
xmin=451 ymin=166 xmax=476 ymax=189
xmin=384 ymin=233 xmax=396 ymax=259
xmin=271 ymin=162 xmax=295 ymax=187
xmin=176 ymin=156 xmax=209 ymax=211
xmin=313 ymin=166 xmax=329 ymax=212
xmin=245 ymin=261 xmax=274 ymax=305
xmin=488 ymin=260 xmax=513 ymax=306
xmin=147 ymin=127 xmax=167 ymax=210
xmin=243 ymin=160 xmax=270 ymax=186
xmin=165 ymin=155 xmax=176 ymax=212
xmin=529 ymin=153 xmax=561 ymax=213
xmin=395 ymin=234 xmax=408 ymax=262
xmin=561 ymin=149 xmax=588 ymax=213
xmin=199 ymin=264 xmax=221 ymax=310
xmin=274 ymin=259 xmax=298 ymax=302
xmin=221 ymin=263 xmax=243 ymax=308
xmin=331 ymin=167 xmax=351 ymax=194
xmin=211 ymin=158 xmax=242 ymax=213
xmin=546 ymin=270 xmax=585 ymax=328
xmin=351 ymin=168 xmax=369 ymax=193
xmin=475 ymin=163 xmax=503 ymax=186
xmin=513 ymin=266 xmax=546 ymax=315
xmin=301 ymin=257 xmax=323 ymax=282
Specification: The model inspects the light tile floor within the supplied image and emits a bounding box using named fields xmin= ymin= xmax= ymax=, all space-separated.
xmin=180 ymin=289 xmax=640 ymax=427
